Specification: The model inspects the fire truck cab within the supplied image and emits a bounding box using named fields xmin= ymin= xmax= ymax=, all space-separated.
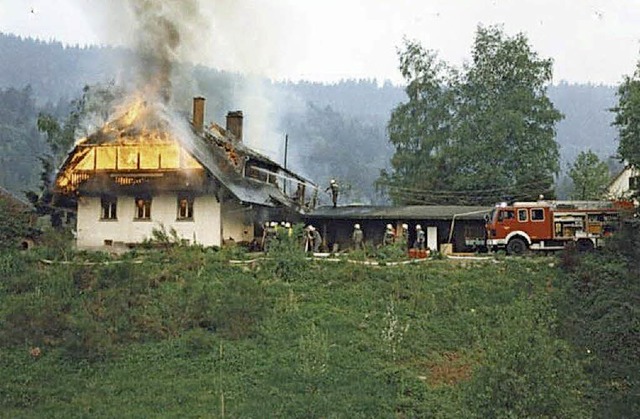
xmin=486 ymin=200 xmax=633 ymax=255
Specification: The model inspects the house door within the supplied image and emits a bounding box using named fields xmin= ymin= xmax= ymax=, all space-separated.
xmin=427 ymin=227 xmax=437 ymax=251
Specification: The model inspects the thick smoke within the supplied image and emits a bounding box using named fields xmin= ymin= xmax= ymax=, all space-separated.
xmin=124 ymin=0 xmax=208 ymax=103
xmin=79 ymin=0 xmax=208 ymax=104
xmin=80 ymin=0 xmax=298 ymax=165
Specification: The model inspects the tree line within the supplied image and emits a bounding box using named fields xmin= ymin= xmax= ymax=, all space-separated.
xmin=0 ymin=31 xmax=629 ymax=204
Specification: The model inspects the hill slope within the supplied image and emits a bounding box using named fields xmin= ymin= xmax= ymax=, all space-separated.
xmin=0 ymin=245 xmax=587 ymax=417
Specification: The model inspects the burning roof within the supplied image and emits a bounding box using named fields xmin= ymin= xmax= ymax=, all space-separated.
xmin=54 ymin=97 xmax=315 ymax=209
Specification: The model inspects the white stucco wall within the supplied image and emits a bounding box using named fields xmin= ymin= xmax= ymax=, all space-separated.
xmin=76 ymin=193 xmax=221 ymax=248
xmin=221 ymin=200 xmax=254 ymax=244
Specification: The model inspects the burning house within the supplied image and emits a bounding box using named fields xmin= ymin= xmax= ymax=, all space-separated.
xmin=53 ymin=97 xmax=316 ymax=250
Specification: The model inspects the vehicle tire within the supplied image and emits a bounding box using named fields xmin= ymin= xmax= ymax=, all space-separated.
xmin=576 ymin=239 xmax=594 ymax=252
xmin=506 ymin=237 xmax=528 ymax=255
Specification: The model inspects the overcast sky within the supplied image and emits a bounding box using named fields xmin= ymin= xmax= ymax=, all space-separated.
xmin=2 ymin=0 xmax=640 ymax=85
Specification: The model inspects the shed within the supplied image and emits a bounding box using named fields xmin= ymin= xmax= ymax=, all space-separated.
xmin=304 ymin=205 xmax=491 ymax=252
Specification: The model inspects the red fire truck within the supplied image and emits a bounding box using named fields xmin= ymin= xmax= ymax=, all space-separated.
xmin=485 ymin=199 xmax=634 ymax=255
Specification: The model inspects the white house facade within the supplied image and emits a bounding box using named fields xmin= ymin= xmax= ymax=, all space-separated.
xmin=76 ymin=194 xmax=223 ymax=248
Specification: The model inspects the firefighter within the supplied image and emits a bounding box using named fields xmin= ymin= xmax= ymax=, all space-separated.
xmin=311 ymin=226 xmax=322 ymax=252
xmin=352 ymin=223 xmax=364 ymax=251
xmin=261 ymin=221 xmax=270 ymax=251
xmin=305 ymin=225 xmax=322 ymax=253
xmin=383 ymin=224 xmax=396 ymax=246
xmin=400 ymin=223 xmax=409 ymax=248
xmin=325 ymin=179 xmax=339 ymax=208
xmin=304 ymin=225 xmax=314 ymax=252
xmin=284 ymin=222 xmax=293 ymax=237
xmin=264 ymin=221 xmax=278 ymax=252
xmin=414 ymin=224 xmax=426 ymax=250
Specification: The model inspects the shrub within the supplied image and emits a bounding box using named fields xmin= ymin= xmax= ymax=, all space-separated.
xmin=1 ymin=294 xmax=70 ymax=347
xmin=0 ymin=198 xmax=37 ymax=251
xmin=374 ymin=242 xmax=407 ymax=262
xmin=214 ymin=277 xmax=267 ymax=340
xmin=465 ymin=298 xmax=589 ymax=418
xmin=183 ymin=328 xmax=217 ymax=355
xmin=186 ymin=276 xmax=267 ymax=340
xmin=61 ymin=310 xmax=113 ymax=362
xmin=556 ymin=220 xmax=640 ymax=417
xmin=264 ymin=224 xmax=308 ymax=282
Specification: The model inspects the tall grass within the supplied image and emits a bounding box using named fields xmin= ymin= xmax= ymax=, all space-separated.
xmin=0 ymin=244 xmax=589 ymax=417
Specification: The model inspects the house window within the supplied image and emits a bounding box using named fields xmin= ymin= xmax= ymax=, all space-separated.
xmin=134 ymin=197 xmax=152 ymax=220
xmin=177 ymin=196 xmax=194 ymax=220
xmin=531 ymin=208 xmax=545 ymax=221
xmin=100 ymin=197 xmax=117 ymax=220
xmin=517 ymin=209 xmax=528 ymax=222
xmin=629 ymin=176 xmax=640 ymax=190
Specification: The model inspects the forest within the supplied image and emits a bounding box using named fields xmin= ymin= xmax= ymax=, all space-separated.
xmin=0 ymin=32 xmax=622 ymax=205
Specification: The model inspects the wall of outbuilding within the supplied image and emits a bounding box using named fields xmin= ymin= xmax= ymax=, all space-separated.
xmin=305 ymin=217 xmax=486 ymax=253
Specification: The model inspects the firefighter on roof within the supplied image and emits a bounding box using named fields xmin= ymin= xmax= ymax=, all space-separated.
xmin=325 ymin=179 xmax=339 ymax=208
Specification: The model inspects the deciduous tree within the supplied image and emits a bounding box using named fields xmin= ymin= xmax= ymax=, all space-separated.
xmin=568 ymin=150 xmax=610 ymax=200
xmin=612 ymin=62 xmax=640 ymax=170
xmin=612 ymin=61 xmax=640 ymax=200
xmin=380 ymin=26 xmax=562 ymax=205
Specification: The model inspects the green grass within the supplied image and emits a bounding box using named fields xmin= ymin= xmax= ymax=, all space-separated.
xmin=0 ymin=247 xmax=587 ymax=418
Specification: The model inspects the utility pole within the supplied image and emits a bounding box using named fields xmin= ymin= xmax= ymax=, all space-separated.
xmin=283 ymin=133 xmax=289 ymax=194
xmin=284 ymin=133 xmax=289 ymax=170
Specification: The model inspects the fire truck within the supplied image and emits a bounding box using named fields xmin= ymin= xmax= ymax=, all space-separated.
xmin=485 ymin=199 xmax=634 ymax=255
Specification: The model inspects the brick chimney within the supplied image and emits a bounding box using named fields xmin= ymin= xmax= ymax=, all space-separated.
xmin=226 ymin=111 xmax=243 ymax=142
xmin=192 ymin=97 xmax=205 ymax=132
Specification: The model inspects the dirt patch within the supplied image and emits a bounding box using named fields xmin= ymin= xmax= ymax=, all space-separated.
xmin=424 ymin=351 xmax=475 ymax=387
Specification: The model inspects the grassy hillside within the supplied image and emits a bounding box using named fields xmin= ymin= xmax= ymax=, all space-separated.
xmin=0 ymin=239 xmax=590 ymax=418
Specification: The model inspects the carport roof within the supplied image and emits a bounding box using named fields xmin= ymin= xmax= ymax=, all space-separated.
xmin=306 ymin=205 xmax=491 ymax=220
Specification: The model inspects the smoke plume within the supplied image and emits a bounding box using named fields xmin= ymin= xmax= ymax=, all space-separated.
xmin=79 ymin=0 xmax=297 ymax=164
xmin=126 ymin=0 xmax=208 ymax=103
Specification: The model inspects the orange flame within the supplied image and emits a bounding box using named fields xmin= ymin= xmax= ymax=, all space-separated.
xmin=56 ymin=96 xmax=202 ymax=193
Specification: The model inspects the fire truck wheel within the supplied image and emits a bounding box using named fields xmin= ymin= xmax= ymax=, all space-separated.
xmin=506 ymin=237 xmax=527 ymax=255
xmin=576 ymin=239 xmax=594 ymax=252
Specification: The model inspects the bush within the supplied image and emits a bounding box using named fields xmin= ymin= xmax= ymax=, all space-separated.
xmin=61 ymin=310 xmax=113 ymax=362
xmin=556 ymin=221 xmax=640 ymax=417
xmin=264 ymin=224 xmax=308 ymax=282
xmin=185 ymin=276 xmax=267 ymax=340
xmin=374 ymin=242 xmax=408 ymax=261
xmin=183 ymin=328 xmax=217 ymax=355
xmin=465 ymin=298 xmax=589 ymax=418
xmin=1 ymin=294 xmax=70 ymax=347
xmin=0 ymin=198 xmax=37 ymax=251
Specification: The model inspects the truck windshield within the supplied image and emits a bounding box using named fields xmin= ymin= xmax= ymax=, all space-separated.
xmin=497 ymin=209 xmax=515 ymax=222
